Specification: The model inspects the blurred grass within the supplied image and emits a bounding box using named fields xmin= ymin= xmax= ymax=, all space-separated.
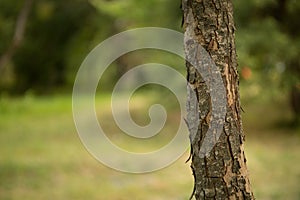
xmin=0 ymin=93 xmax=299 ymax=200
xmin=242 ymin=98 xmax=300 ymax=200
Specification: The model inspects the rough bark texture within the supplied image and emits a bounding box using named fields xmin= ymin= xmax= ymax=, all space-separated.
xmin=182 ymin=0 xmax=255 ymax=199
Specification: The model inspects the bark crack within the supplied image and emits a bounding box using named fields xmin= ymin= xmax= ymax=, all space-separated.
xmin=183 ymin=0 xmax=254 ymax=199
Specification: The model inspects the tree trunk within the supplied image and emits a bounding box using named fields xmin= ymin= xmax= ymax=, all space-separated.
xmin=0 ymin=0 xmax=33 ymax=73
xmin=291 ymin=84 xmax=300 ymax=122
xmin=182 ymin=0 xmax=255 ymax=199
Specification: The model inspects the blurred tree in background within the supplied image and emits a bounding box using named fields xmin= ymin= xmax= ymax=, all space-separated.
xmin=0 ymin=0 xmax=181 ymax=94
xmin=234 ymin=0 xmax=300 ymax=120
xmin=0 ymin=0 xmax=111 ymax=93
xmin=0 ymin=0 xmax=299 ymax=119
xmin=89 ymin=0 xmax=183 ymax=88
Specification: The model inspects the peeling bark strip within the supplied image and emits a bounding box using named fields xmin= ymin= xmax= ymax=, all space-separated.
xmin=185 ymin=24 xmax=227 ymax=158
xmin=182 ymin=0 xmax=255 ymax=199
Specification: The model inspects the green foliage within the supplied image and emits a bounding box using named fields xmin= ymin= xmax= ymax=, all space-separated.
xmin=232 ymin=0 xmax=300 ymax=121
xmin=89 ymin=0 xmax=182 ymax=29
xmin=0 ymin=0 xmax=182 ymax=94
xmin=0 ymin=0 xmax=299 ymax=99
xmin=234 ymin=0 xmax=300 ymax=89
xmin=11 ymin=0 xmax=101 ymax=93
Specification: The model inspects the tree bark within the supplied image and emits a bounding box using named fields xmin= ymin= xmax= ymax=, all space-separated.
xmin=182 ymin=0 xmax=255 ymax=199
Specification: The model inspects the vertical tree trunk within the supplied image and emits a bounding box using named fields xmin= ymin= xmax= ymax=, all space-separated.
xmin=0 ymin=0 xmax=33 ymax=73
xmin=182 ymin=0 xmax=254 ymax=199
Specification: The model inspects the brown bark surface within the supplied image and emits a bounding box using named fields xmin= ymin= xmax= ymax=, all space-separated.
xmin=182 ymin=0 xmax=255 ymax=199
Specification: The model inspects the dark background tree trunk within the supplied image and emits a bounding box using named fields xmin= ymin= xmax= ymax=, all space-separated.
xmin=182 ymin=0 xmax=254 ymax=199
xmin=0 ymin=0 xmax=33 ymax=73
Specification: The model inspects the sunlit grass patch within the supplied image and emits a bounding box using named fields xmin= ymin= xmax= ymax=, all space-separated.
xmin=0 ymin=94 xmax=299 ymax=199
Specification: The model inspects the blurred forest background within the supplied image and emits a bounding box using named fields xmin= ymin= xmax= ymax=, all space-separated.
xmin=0 ymin=0 xmax=299 ymax=199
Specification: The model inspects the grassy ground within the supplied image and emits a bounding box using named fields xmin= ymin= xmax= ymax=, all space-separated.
xmin=0 ymin=93 xmax=299 ymax=200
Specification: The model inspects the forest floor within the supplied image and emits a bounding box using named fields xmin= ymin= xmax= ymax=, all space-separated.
xmin=0 ymin=93 xmax=299 ymax=200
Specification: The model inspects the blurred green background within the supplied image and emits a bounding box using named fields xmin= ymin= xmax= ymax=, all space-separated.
xmin=0 ymin=0 xmax=299 ymax=199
